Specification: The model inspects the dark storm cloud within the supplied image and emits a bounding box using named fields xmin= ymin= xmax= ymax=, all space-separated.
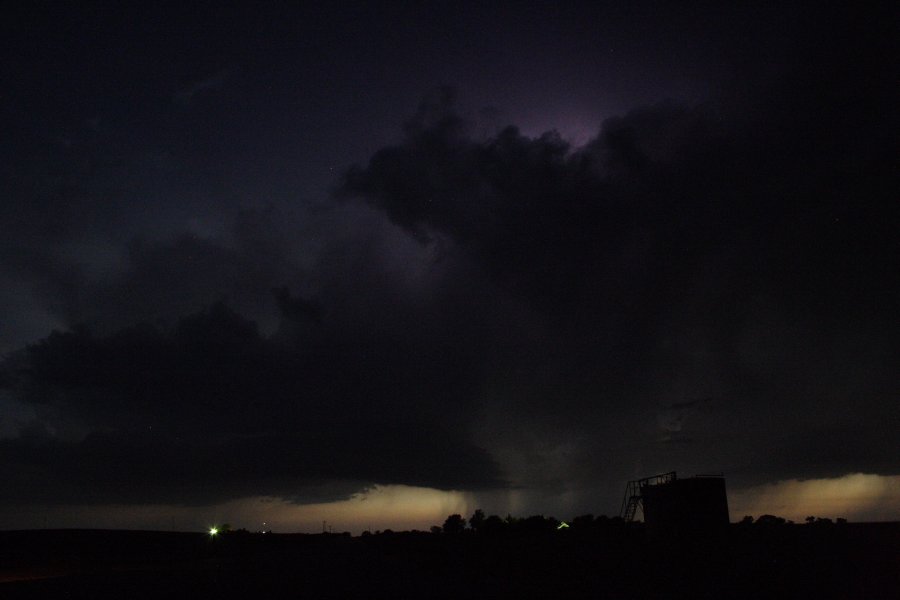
xmin=76 ymin=206 xmax=304 ymax=333
xmin=0 ymin=144 xmax=510 ymax=507
xmin=339 ymin=43 xmax=899 ymax=494
xmin=339 ymin=91 xmax=733 ymax=314
xmin=273 ymin=286 xmax=323 ymax=324
xmin=0 ymin=300 xmax=504 ymax=505
xmin=1 ymin=2 xmax=897 ymax=520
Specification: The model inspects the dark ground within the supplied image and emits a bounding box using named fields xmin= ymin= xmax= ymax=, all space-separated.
xmin=1 ymin=522 xmax=898 ymax=599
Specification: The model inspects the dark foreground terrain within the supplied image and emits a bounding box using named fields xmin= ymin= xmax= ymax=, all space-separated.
xmin=1 ymin=522 xmax=897 ymax=599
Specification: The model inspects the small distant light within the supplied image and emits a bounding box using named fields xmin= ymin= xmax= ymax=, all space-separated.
xmin=209 ymin=527 xmax=218 ymax=536
xmin=557 ymin=522 xmax=569 ymax=530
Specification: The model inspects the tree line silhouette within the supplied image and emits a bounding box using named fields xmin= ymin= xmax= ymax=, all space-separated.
xmin=420 ymin=510 xmax=850 ymax=537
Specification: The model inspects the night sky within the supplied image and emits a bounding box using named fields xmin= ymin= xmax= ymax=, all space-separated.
xmin=1 ymin=2 xmax=898 ymax=532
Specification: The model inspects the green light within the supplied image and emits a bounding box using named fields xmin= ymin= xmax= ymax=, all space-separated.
xmin=557 ymin=522 xmax=569 ymax=529
xmin=209 ymin=527 xmax=218 ymax=536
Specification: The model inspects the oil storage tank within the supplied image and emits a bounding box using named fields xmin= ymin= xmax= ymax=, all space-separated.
xmin=641 ymin=474 xmax=729 ymax=536
xmin=622 ymin=472 xmax=729 ymax=537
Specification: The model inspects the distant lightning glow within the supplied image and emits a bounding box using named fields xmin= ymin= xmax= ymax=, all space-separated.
xmin=729 ymin=473 xmax=900 ymax=522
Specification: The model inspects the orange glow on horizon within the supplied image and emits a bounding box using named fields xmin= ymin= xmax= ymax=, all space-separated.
xmin=728 ymin=473 xmax=900 ymax=522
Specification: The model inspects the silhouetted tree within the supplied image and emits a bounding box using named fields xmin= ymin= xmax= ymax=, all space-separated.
xmin=481 ymin=515 xmax=505 ymax=535
xmin=443 ymin=514 xmax=466 ymax=534
xmin=469 ymin=509 xmax=486 ymax=532
xmin=571 ymin=514 xmax=594 ymax=529
xmin=520 ymin=515 xmax=558 ymax=533
xmin=755 ymin=514 xmax=787 ymax=527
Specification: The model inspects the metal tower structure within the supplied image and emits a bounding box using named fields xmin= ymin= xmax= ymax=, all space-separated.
xmin=619 ymin=471 xmax=677 ymax=522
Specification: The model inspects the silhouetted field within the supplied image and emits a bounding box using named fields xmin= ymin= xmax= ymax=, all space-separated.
xmin=1 ymin=522 xmax=897 ymax=599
